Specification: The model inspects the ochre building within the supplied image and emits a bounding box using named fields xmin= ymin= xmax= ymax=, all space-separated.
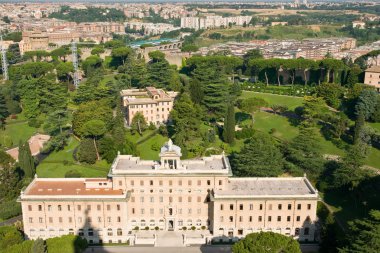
xmin=19 ymin=140 xmax=319 ymax=245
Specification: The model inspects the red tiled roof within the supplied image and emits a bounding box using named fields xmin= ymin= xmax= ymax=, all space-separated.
xmin=25 ymin=180 xmax=124 ymax=196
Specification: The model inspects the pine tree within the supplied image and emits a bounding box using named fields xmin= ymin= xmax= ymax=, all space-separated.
xmin=78 ymin=138 xmax=97 ymax=164
xmin=223 ymin=103 xmax=235 ymax=144
xmin=0 ymin=92 xmax=9 ymax=129
xmin=18 ymin=141 xmax=35 ymax=178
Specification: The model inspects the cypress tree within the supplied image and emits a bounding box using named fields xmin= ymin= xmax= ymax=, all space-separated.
xmin=354 ymin=112 xmax=365 ymax=144
xmin=18 ymin=141 xmax=35 ymax=178
xmin=0 ymin=92 xmax=9 ymax=129
xmin=223 ymin=103 xmax=235 ymax=144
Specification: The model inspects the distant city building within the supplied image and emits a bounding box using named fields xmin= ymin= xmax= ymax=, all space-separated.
xmin=120 ymin=87 xmax=177 ymax=126
xmin=19 ymin=140 xmax=319 ymax=245
xmin=364 ymin=66 xmax=380 ymax=91
xmin=180 ymin=15 xmax=252 ymax=30
xmin=352 ymin=20 xmax=366 ymax=29
xmin=125 ymin=22 xmax=180 ymax=36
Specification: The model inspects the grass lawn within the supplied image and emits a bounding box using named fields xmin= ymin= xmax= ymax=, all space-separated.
xmin=0 ymin=121 xmax=38 ymax=148
xmin=368 ymin=122 xmax=380 ymax=132
xmin=241 ymin=91 xmax=303 ymax=110
xmin=37 ymin=137 xmax=110 ymax=178
xmin=137 ymin=133 xmax=167 ymax=160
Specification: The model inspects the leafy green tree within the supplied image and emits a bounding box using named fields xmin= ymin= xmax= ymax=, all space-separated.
xmin=130 ymin=112 xmax=147 ymax=135
xmin=181 ymin=44 xmax=199 ymax=52
xmin=170 ymin=94 xmax=203 ymax=147
xmin=231 ymin=132 xmax=284 ymax=177
xmin=238 ymin=97 xmax=268 ymax=123
xmin=301 ymin=96 xmax=329 ymax=125
xmin=0 ymin=92 xmax=9 ymax=129
xmin=32 ymin=238 xmax=46 ymax=253
xmin=146 ymin=51 xmax=173 ymax=88
xmin=223 ymin=103 xmax=235 ymax=144
xmin=284 ymin=127 xmax=324 ymax=179
xmin=50 ymin=47 xmax=70 ymax=62
xmin=371 ymin=96 xmax=380 ymax=122
xmin=232 ymin=232 xmax=301 ymax=253
xmin=81 ymin=55 xmax=103 ymax=76
xmin=18 ymin=141 xmax=35 ymax=178
xmin=0 ymin=226 xmax=24 ymax=250
xmin=333 ymin=142 xmax=372 ymax=190
xmin=122 ymin=58 xmax=148 ymax=88
xmin=339 ymin=210 xmax=380 ymax=253
xmin=346 ymin=64 xmax=362 ymax=87
xmin=354 ymin=112 xmax=365 ymax=144
xmin=81 ymin=119 xmax=107 ymax=160
xmin=316 ymin=83 xmax=344 ymax=109
xmin=65 ymin=170 xmax=82 ymax=178
xmin=78 ymin=138 xmax=97 ymax=164
xmin=111 ymin=46 xmax=133 ymax=66
xmin=46 ymin=234 xmax=88 ymax=253
xmin=56 ymin=61 xmax=74 ymax=82
xmin=355 ymin=89 xmax=378 ymax=120
xmin=43 ymin=110 xmax=69 ymax=135
xmin=0 ymin=151 xmax=20 ymax=201
xmin=91 ymin=46 xmax=105 ymax=56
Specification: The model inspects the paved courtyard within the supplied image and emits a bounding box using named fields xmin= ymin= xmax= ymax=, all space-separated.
xmin=85 ymin=246 xmax=232 ymax=253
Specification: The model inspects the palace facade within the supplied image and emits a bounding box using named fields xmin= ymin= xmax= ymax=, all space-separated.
xmin=19 ymin=140 xmax=319 ymax=245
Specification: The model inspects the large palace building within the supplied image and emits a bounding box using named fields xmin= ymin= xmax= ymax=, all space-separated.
xmin=19 ymin=140 xmax=319 ymax=245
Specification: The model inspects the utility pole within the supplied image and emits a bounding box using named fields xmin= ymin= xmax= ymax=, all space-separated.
xmin=71 ymin=41 xmax=79 ymax=88
xmin=0 ymin=35 xmax=9 ymax=81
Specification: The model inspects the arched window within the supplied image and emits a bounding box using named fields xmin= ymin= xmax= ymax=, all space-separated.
xmin=141 ymin=219 xmax=146 ymax=226
xmin=107 ymin=228 xmax=113 ymax=236
xmin=131 ymin=220 xmax=137 ymax=226
xmin=187 ymin=219 xmax=192 ymax=226
xmin=150 ymin=219 xmax=155 ymax=226
xmin=178 ymin=219 xmax=183 ymax=226
xmin=196 ymin=219 xmax=202 ymax=226
xmin=117 ymin=228 xmax=122 ymax=236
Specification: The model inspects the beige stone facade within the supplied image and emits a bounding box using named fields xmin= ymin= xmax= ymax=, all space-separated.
xmin=120 ymin=87 xmax=177 ymax=126
xmin=364 ymin=66 xmax=380 ymax=91
xmin=19 ymin=140 xmax=319 ymax=245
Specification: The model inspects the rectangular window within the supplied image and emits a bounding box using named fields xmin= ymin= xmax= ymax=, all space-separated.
xmin=304 ymin=227 xmax=310 ymax=235
xmin=277 ymin=216 xmax=281 ymax=222
xmin=140 ymin=197 xmax=144 ymax=203
xmin=49 ymin=217 xmax=53 ymax=223
xmin=119 ymin=180 xmax=122 ymax=186
xmin=150 ymin=208 xmax=154 ymax=215
xmin=131 ymin=180 xmax=134 ymax=186
xmin=179 ymin=196 xmax=182 ymax=202
xmin=239 ymin=204 xmax=243 ymax=210
xmin=297 ymin=204 xmax=301 ymax=210
xmin=197 ymin=208 xmax=201 ymax=214
xmin=268 ymin=216 xmax=272 ymax=222
xmin=39 ymin=217 xmax=43 ymax=223
xmin=69 ymin=217 xmax=72 ymax=223
xmin=220 ymin=216 xmax=224 ymax=222
xmin=188 ymin=180 xmax=192 ymax=186
xmin=249 ymin=216 xmax=252 ymax=222
xmin=278 ymin=204 xmax=282 ymax=210
xmin=29 ymin=217 xmax=33 ymax=223
xmin=197 ymin=180 xmax=201 ymax=186
xmin=260 ymin=204 xmax=263 ymax=210
xmin=150 ymin=197 xmax=154 ymax=203
xmin=48 ymin=205 xmax=52 ymax=211
xmin=77 ymin=205 xmax=81 ymax=211
xmin=288 ymin=204 xmax=292 ymax=210
xmin=159 ymin=180 xmax=163 ymax=186
xmin=197 ymin=196 xmax=201 ymax=202
xmin=38 ymin=205 xmax=42 ymax=211
xmin=207 ymin=180 xmax=211 ymax=186
xmin=28 ymin=205 xmax=32 ymax=211
xmin=117 ymin=204 xmax=120 ymax=211
xmin=307 ymin=204 xmax=311 ymax=210
xmin=150 ymin=180 xmax=153 ymax=186
xmin=188 ymin=208 xmax=192 ymax=214
xmin=67 ymin=205 xmax=71 ymax=211
xmin=59 ymin=217 xmax=63 ymax=223
xmin=98 ymin=217 xmax=101 ymax=222
xmin=219 ymin=180 xmax=222 ymax=186
xmin=87 ymin=205 xmax=91 ymax=211
xmin=140 ymin=180 xmax=144 ymax=186
xmin=220 ymin=204 xmax=224 ymax=210
xmin=178 ymin=180 xmax=182 ymax=186
xmin=249 ymin=204 xmax=253 ymax=210
xmin=258 ymin=216 xmax=262 ymax=222
xmin=107 ymin=217 xmax=111 ymax=222
xmin=188 ymin=196 xmax=192 ymax=202
xmin=160 ymin=197 xmax=163 ymax=203
xmin=141 ymin=209 xmax=145 ymax=215
xmin=132 ymin=208 xmax=135 ymax=214
xmin=117 ymin=217 xmax=121 ymax=222
xmin=269 ymin=204 xmax=272 ymax=210
xmin=239 ymin=216 xmax=243 ymax=222
xmin=97 ymin=205 xmax=101 ymax=211
xmin=287 ymin=216 xmax=291 ymax=222
xmin=169 ymin=180 xmax=172 ymax=186
xmin=230 ymin=204 xmax=234 ymax=210
xmin=296 ymin=216 xmax=301 ymax=222
xmin=229 ymin=216 xmax=233 ymax=222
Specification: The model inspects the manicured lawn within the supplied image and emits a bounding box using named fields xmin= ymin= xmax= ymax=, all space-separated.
xmin=365 ymin=148 xmax=380 ymax=169
xmin=252 ymin=111 xmax=299 ymax=141
xmin=137 ymin=133 xmax=167 ymax=160
xmin=368 ymin=122 xmax=380 ymax=132
xmin=37 ymin=137 xmax=110 ymax=178
xmin=0 ymin=121 xmax=38 ymax=148
xmin=241 ymin=91 xmax=304 ymax=110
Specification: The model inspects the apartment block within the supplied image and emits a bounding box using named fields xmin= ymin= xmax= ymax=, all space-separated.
xmin=19 ymin=140 xmax=319 ymax=245
xmin=120 ymin=87 xmax=177 ymax=126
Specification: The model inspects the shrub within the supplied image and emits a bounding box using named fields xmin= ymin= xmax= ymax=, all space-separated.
xmin=151 ymin=142 xmax=161 ymax=151
xmin=269 ymin=128 xmax=277 ymax=134
xmin=191 ymin=226 xmax=196 ymax=231
xmin=148 ymin=123 xmax=156 ymax=130
xmin=145 ymin=226 xmax=149 ymax=231
xmin=28 ymin=118 xmax=42 ymax=128
xmin=201 ymin=226 xmax=206 ymax=230
xmin=0 ymin=226 xmax=24 ymax=250
xmin=133 ymin=226 xmax=139 ymax=231
xmin=3 ymin=240 xmax=33 ymax=253
xmin=182 ymin=227 xmax=187 ymax=231
xmin=235 ymin=128 xmax=255 ymax=140
xmin=155 ymin=226 xmax=159 ymax=231
xmin=0 ymin=201 xmax=21 ymax=221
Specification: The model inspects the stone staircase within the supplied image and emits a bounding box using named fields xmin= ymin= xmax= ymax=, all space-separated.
xmin=155 ymin=231 xmax=184 ymax=247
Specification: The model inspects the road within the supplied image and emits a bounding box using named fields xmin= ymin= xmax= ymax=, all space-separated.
xmin=0 ymin=215 xmax=22 ymax=227
xmin=85 ymin=246 xmax=232 ymax=253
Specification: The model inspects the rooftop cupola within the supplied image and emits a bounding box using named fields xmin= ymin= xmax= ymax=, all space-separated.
xmin=159 ymin=139 xmax=182 ymax=169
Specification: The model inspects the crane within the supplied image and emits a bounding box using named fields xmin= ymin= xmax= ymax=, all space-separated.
xmin=0 ymin=35 xmax=8 ymax=81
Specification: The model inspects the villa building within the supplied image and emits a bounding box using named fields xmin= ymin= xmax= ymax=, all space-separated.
xmin=120 ymin=87 xmax=177 ymax=126
xmin=19 ymin=140 xmax=319 ymax=245
xmin=364 ymin=66 xmax=380 ymax=91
